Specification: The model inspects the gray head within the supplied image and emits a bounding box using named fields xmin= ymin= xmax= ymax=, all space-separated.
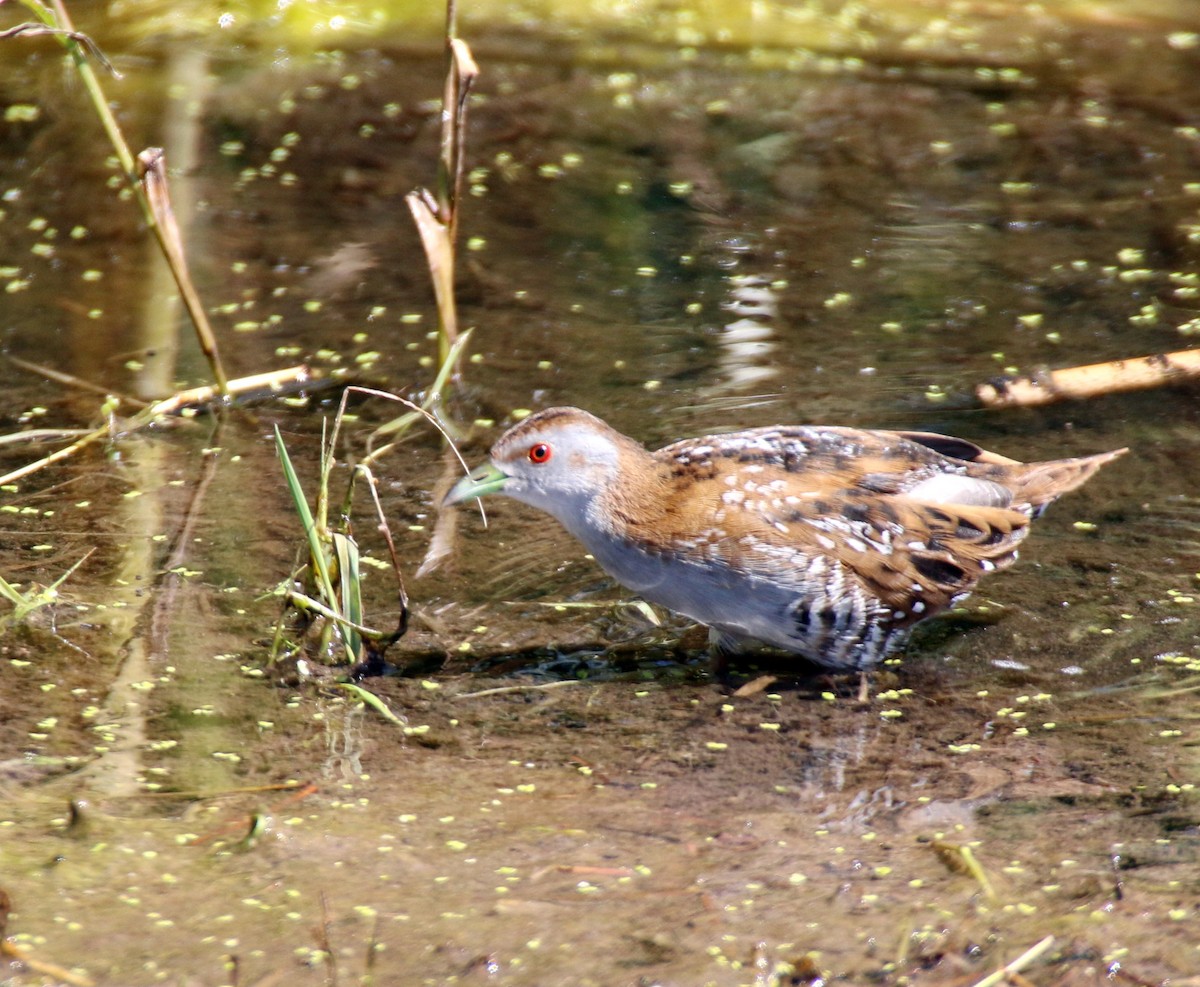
xmin=443 ymin=408 xmax=636 ymax=531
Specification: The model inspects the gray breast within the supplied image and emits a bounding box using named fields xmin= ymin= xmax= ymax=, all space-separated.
xmin=581 ymin=533 xmax=902 ymax=671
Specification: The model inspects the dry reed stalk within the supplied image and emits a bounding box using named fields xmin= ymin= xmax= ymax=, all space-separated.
xmin=977 ymin=347 xmax=1200 ymax=407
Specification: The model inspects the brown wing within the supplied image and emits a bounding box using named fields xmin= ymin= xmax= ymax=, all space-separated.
xmin=648 ymin=486 xmax=1029 ymax=623
xmin=642 ymin=429 xmax=1034 ymax=623
xmin=656 ymin=425 xmax=954 ymax=487
xmin=637 ymin=425 xmax=1122 ymax=622
xmin=780 ymin=491 xmax=1030 ymax=620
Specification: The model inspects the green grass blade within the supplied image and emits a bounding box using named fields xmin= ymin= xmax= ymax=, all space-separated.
xmin=334 ymin=682 xmax=406 ymax=727
xmin=0 ymin=573 xmax=27 ymax=608
xmin=332 ymin=533 xmax=363 ymax=658
xmin=369 ymin=329 xmax=473 ymax=443
xmin=274 ymin=425 xmax=354 ymax=663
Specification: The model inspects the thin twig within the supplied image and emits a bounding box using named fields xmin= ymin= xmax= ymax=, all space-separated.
xmin=970 ymin=936 xmax=1055 ymax=987
xmin=455 ymin=680 xmax=587 ymax=700
xmin=349 ymin=384 xmax=476 ymax=482
xmin=314 ymin=891 xmax=339 ymax=987
xmin=8 ymin=354 xmax=150 ymax=408
xmin=0 ymin=941 xmax=94 ymax=987
xmin=0 ymin=19 xmax=119 ymax=75
xmin=0 ymin=427 xmax=92 ymax=447
xmin=356 ymin=463 xmax=410 ymax=638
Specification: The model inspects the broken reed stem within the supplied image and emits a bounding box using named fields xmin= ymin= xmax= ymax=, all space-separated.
xmin=441 ymin=38 xmax=479 ymax=249
xmin=407 ymin=189 xmax=460 ymax=365
xmin=413 ymin=446 xmax=461 ymax=579
xmin=20 ymin=0 xmax=230 ymax=394
xmin=145 ymin=364 xmax=314 ymax=416
xmin=373 ymin=1 xmax=477 ymax=445
xmin=977 ymin=346 xmax=1200 ymax=408
xmin=137 ymin=149 xmax=229 ymax=393
xmin=0 ymin=365 xmax=314 ymax=487
xmin=408 ymin=9 xmax=478 ymax=368
xmin=0 ymin=421 xmax=113 ymax=487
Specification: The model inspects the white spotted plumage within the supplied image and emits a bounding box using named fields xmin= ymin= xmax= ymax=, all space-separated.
xmin=445 ymin=407 xmax=1127 ymax=673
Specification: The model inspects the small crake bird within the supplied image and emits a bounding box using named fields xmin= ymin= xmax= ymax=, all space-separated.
xmin=444 ymin=407 xmax=1125 ymax=683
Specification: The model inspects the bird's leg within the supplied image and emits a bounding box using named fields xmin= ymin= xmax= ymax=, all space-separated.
xmin=856 ymin=669 xmax=872 ymax=704
xmin=708 ymin=628 xmax=749 ymax=665
xmin=708 ymin=628 xmax=752 ymax=686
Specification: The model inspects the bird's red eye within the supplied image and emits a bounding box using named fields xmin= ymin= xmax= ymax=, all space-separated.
xmin=528 ymin=443 xmax=552 ymax=464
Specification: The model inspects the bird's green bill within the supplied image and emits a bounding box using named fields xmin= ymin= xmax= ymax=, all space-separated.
xmin=444 ymin=462 xmax=509 ymax=506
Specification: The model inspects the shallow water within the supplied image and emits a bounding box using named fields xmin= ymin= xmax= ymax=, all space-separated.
xmin=2 ymin=1 xmax=1200 ymax=984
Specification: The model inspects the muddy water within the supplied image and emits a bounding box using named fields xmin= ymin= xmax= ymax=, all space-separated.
xmin=2 ymin=2 xmax=1200 ymax=984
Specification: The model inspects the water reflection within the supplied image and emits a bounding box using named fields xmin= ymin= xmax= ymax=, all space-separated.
xmin=322 ymin=701 xmax=367 ymax=780
xmin=712 ymin=273 xmax=781 ymax=391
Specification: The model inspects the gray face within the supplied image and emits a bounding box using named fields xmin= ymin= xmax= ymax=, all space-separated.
xmin=443 ymin=411 xmax=625 ymax=543
xmin=487 ymin=421 xmax=622 ymax=531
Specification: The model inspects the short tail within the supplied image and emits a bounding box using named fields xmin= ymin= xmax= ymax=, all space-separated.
xmin=1011 ymin=447 xmax=1127 ymax=512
